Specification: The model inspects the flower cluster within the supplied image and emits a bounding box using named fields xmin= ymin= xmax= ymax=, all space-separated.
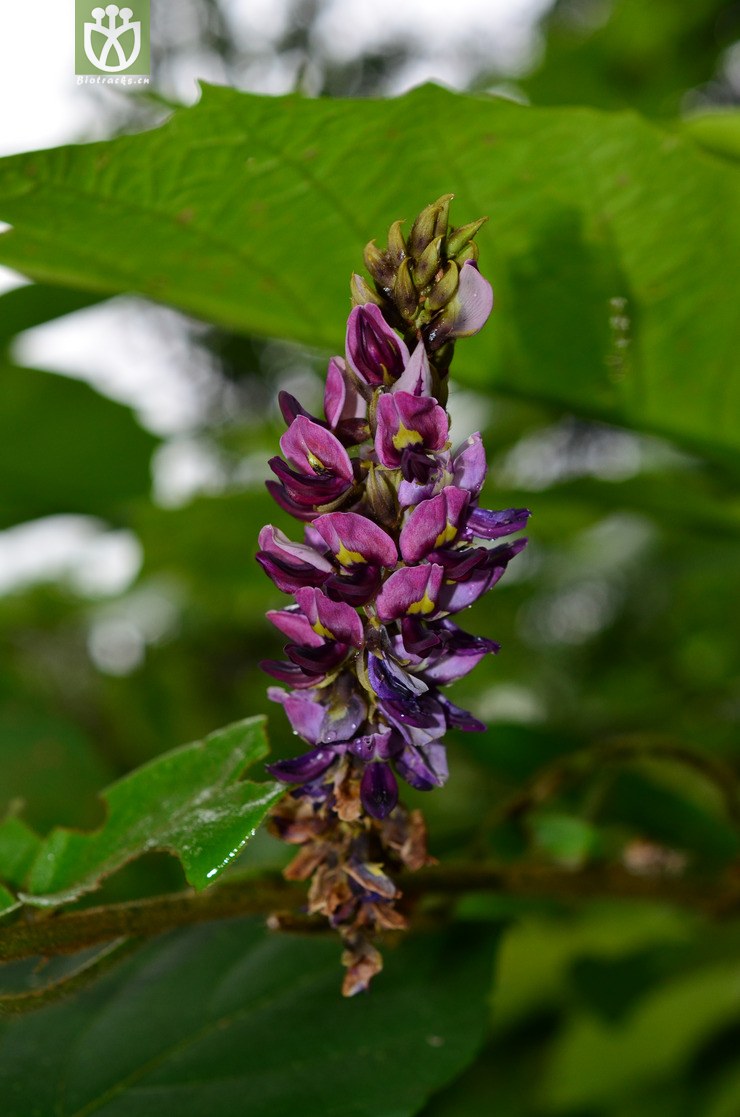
xmin=257 ymin=196 xmax=529 ymax=995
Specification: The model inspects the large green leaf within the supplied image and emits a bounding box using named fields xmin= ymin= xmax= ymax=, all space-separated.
xmin=0 ymin=918 xmax=496 ymax=1117
xmin=0 ymin=86 xmax=738 ymax=461
xmin=0 ymin=362 xmax=157 ymax=526
xmin=21 ymin=716 xmax=282 ymax=904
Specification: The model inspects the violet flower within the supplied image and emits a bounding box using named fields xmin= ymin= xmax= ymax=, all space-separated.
xmin=257 ymin=196 xmax=530 ymax=996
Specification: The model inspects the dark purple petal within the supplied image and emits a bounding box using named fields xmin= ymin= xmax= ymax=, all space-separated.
xmin=268 ymin=457 xmax=352 ymax=507
xmin=285 ymin=641 xmax=349 ymax=675
xmin=465 ymin=506 xmax=531 ymax=541
xmin=295 ymin=586 xmax=365 ymax=647
xmin=267 ymin=687 xmax=325 ymax=745
xmin=265 ymin=480 xmax=320 ymax=522
xmin=375 ymin=564 xmax=443 ymax=623
xmin=367 ymin=653 xmax=429 ymax=702
xmin=280 ymin=415 xmax=354 ymax=483
xmin=439 ymin=695 xmax=486 ymax=732
xmin=260 ymin=658 xmax=324 ymax=687
xmin=312 ymin=511 xmax=397 ymax=569
xmin=400 ymin=615 xmax=442 ymax=656
xmin=399 ymin=487 xmax=470 ymax=564
xmin=346 ymin=304 xmax=409 ymax=386
xmin=323 ymin=565 xmax=383 ymax=607
xmin=256 ymin=524 xmax=332 ymax=593
xmin=360 ymin=762 xmax=399 ymax=819
xmin=267 ymin=746 xmax=338 ymax=784
xmin=278 ymin=390 xmax=323 ymax=428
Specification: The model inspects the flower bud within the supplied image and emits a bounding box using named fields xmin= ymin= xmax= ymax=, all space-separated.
xmin=386 ymin=219 xmax=407 ymax=266
xmin=363 ymin=240 xmax=395 ymax=289
xmin=392 ymin=257 xmax=417 ymax=321
xmin=425 ymin=260 xmax=459 ymax=312
xmin=408 ymin=195 xmax=454 ymax=259
xmin=447 ymin=216 xmax=487 ymax=257
xmin=350 ymin=273 xmax=383 ymax=308
xmin=414 ymin=235 xmax=444 ymax=289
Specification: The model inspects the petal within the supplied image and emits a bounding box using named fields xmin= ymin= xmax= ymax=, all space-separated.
xmin=360 ymin=762 xmax=399 ymax=819
xmin=268 ymin=457 xmax=352 ymax=506
xmin=256 ymin=524 xmax=332 ymax=593
xmin=278 ymin=390 xmax=321 ymax=428
xmin=422 ymin=649 xmax=489 ymax=684
xmin=466 ymin=506 xmax=531 ymax=540
xmin=266 ymin=606 xmax=323 ymax=647
xmin=280 ymin=415 xmax=354 ymax=482
xmin=375 ymin=392 xmax=448 ymax=469
xmin=452 ymin=433 xmax=487 ymax=498
xmin=399 ymin=486 xmax=470 ymax=563
xmin=367 ymin=653 xmax=429 ymax=701
xmin=295 ymin=586 xmax=365 ymax=647
xmin=318 ymin=685 xmax=367 ymax=744
xmin=376 ymin=563 xmax=443 ymax=623
xmin=390 ymin=343 xmax=432 ymax=396
xmin=268 ymin=686 xmax=325 ymax=745
xmin=260 ymin=658 xmax=323 ymax=688
xmin=324 ymin=356 xmax=367 ymax=428
xmin=395 ymin=742 xmax=449 ymax=790
xmin=267 ymin=746 xmax=338 ymax=784
xmin=440 ymin=695 xmax=486 ymax=732
xmin=312 ymin=511 xmax=397 ymax=569
xmin=445 ymin=260 xmax=493 ymax=338
xmin=346 ymin=304 xmax=409 ymax=386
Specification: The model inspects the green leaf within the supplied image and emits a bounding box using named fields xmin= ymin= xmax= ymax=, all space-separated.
xmin=23 ymin=716 xmax=283 ymax=904
xmin=0 ymin=816 xmax=41 ymax=891
xmin=683 ymin=112 xmax=740 ymax=164
xmin=0 ymin=918 xmax=496 ymax=1117
xmin=544 ymin=960 xmax=740 ymax=1109
xmin=0 ymin=86 xmax=739 ymax=461
xmin=0 ymin=362 xmax=158 ymax=527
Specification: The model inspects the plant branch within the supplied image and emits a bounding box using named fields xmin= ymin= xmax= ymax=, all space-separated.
xmin=3 ymin=860 xmax=740 ymax=965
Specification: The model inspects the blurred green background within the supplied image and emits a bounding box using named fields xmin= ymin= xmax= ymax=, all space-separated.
xmin=1 ymin=1 xmax=740 ymax=1113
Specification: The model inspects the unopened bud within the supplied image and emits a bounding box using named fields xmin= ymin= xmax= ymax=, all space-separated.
xmin=454 ymin=241 xmax=479 ymax=265
xmin=414 ymin=235 xmax=444 ymax=289
xmin=393 ymin=257 xmax=417 ymax=321
xmin=408 ymin=195 xmax=454 ymax=258
xmin=386 ymin=220 xmax=407 ymax=266
xmin=363 ymin=240 xmax=395 ymax=289
xmin=425 ymin=261 xmax=459 ymax=312
xmin=364 ymin=463 xmax=400 ymax=528
xmin=447 ymin=216 xmax=487 ymax=257
xmin=350 ymin=273 xmax=383 ymax=308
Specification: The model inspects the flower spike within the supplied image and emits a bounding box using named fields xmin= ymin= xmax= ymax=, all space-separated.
xmin=257 ymin=197 xmax=529 ymax=995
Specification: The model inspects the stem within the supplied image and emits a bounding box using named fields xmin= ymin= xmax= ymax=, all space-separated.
xmin=2 ymin=860 xmax=740 ymax=964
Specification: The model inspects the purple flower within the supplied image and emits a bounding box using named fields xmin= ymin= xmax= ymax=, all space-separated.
xmin=346 ymin=304 xmax=409 ymax=386
xmin=375 ymin=391 xmax=449 ymax=481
